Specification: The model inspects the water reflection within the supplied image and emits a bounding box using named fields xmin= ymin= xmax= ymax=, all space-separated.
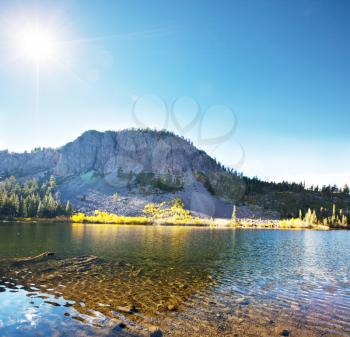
xmin=0 ymin=223 xmax=350 ymax=336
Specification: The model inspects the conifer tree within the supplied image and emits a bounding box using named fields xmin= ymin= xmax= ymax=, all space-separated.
xmin=65 ymin=201 xmax=73 ymax=216
xmin=232 ymin=205 xmax=237 ymax=225
xmin=0 ymin=176 xmax=73 ymax=219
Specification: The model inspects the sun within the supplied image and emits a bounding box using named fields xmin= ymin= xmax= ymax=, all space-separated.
xmin=15 ymin=26 xmax=61 ymax=65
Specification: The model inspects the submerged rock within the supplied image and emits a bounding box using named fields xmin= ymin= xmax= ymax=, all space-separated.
xmin=275 ymin=326 xmax=290 ymax=336
xmin=149 ymin=326 xmax=163 ymax=337
xmin=44 ymin=301 xmax=61 ymax=307
xmin=118 ymin=322 xmax=126 ymax=329
xmin=118 ymin=261 xmax=126 ymax=267
xmin=167 ymin=304 xmax=177 ymax=311
xmin=236 ymin=298 xmax=250 ymax=306
xmin=12 ymin=252 xmax=55 ymax=266
xmin=116 ymin=304 xmax=137 ymax=314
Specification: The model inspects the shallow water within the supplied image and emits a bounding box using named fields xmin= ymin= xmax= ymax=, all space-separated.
xmin=0 ymin=223 xmax=350 ymax=336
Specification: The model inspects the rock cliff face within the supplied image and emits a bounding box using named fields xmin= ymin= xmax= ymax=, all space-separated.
xmin=0 ymin=130 xmax=270 ymax=219
xmin=0 ymin=149 xmax=58 ymax=178
xmin=0 ymin=130 xmax=218 ymax=177
xmin=52 ymin=130 xmax=220 ymax=177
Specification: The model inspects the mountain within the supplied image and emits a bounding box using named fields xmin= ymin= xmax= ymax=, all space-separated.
xmin=0 ymin=129 xmax=348 ymax=219
xmin=0 ymin=130 xmax=251 ymax=218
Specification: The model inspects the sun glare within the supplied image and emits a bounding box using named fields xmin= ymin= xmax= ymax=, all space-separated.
xmin=15 ymin=26 xmax=61 ymax=64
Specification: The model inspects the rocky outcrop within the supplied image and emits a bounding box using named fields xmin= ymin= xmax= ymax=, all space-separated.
xmin=0 ymin=130 xmax=219 ymax=177
xmin=52 ymin=130 xmax=220 ymax=177
xmin=0 ymin=129 xmax=271 ymax=218
xmin=0 ymin=149 xmax=58 ymax=179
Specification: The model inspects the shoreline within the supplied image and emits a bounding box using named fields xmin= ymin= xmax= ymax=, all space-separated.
xmin=0 ymin=217 xmax=344 ymax=230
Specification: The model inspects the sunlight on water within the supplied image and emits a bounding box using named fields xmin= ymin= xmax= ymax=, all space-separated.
xmin=0 ymin=223 xmax=350 ymax=336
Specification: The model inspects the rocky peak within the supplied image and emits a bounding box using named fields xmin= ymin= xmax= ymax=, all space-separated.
xmin=0 ymin=129 xmax=220 ymax=179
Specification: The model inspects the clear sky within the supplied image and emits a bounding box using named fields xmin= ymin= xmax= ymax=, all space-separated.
xmin=0 ymin=0 xmax=349 ymax=187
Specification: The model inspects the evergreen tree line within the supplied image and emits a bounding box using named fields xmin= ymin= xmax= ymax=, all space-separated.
xmin=0 ymin=176 xmax=73 ymax=219
xmin=205 ymin=151 xmax=349 ymax=197
xmin=242 ymin=176 xmax=350 ymax=196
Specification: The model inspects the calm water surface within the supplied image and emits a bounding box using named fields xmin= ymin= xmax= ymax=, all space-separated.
xmin=0 ymin=222 xmax=349 ymax=336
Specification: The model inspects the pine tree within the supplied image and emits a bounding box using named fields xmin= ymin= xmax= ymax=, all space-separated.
xmin=48 ymin=175 xmax=57 ymax=191
xmin=299 ymin=209 xmax=303 ymax=220
xmin=332 ymin=204 xmax=336 ymax=224
xmin=65 ymin=201 xmax=73 ymax=216
xmin=0 ymin=176 xmax=74 ymax=219
xmin=311 ymin=210 xmax=317 ymax=225
xmin=37 ymin=201 xmax=45 ymax=218
xmin=231 ymin=205 xmax=237 ymax=225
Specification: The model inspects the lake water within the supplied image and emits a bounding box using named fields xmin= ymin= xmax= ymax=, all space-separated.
xmin=0 ymin=223 xmax=349 ymax=337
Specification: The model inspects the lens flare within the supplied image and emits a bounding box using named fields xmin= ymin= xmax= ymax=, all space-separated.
xmin=14 ymin=25 xmax=61 ymax=64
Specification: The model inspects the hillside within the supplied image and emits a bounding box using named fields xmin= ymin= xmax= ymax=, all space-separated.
xmin=0 ymin=129 xmax=349 ymax=220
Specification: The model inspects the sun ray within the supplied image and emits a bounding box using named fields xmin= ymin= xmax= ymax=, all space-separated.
xmin=1 ymin=8 xmax=173 ymax=117
xmin=52 ymin=57 xmax=89 ymax=86
xmin=14 ymin=24 xmax=62 ymax=65
xmin=35 ymin=62 xmax=40 ymax=115
xmin=0 ymin=54 xmax=22 ymax=70
xmin=61 ymin=27 xmax=172 ymax=45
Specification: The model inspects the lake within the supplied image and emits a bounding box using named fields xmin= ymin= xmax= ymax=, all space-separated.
xmin=0 ymin=223 xmax=349 ymax=336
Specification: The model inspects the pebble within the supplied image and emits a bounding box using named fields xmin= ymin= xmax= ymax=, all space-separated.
xmin=275 ymin=326 xmax=290 ymax=336
xmin=167 ymin=304 xmax=177 ymax=311
xmin=236 ymin=298 xmax=250 ymax=306
xmin=291 ymin=303 xmax=300 ymax=311
xmin=117 ymin=304 xmax=137 ymax=313
xmin=149 ymin=326 xmax=163 ymax=337
xmin=118 ymin=322 xmax=126 ymax=329
xmin=111 ymin=320 xmax=127 ymax=332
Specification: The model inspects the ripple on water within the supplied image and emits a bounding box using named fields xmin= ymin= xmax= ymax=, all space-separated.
xmin=0 ymin=225 xmax=350 ymax=337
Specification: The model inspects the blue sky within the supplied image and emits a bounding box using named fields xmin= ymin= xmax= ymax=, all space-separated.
xmin=0 ymin=0 xmax=349 ymax=186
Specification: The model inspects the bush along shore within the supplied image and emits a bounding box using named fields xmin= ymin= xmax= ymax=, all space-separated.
xmin=71 ymin=198 xmax=213 ymax=226
xmin=0 ymin=175 xmax=348 ymax=230
xmin=225 ymin=204 xmax=348 ymax=229
xmin=70 ymin=199 xmax=349 ymax=230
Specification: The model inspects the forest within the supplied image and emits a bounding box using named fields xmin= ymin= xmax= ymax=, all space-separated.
xmin=0 ymin=176 xmax=73 ymax=219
